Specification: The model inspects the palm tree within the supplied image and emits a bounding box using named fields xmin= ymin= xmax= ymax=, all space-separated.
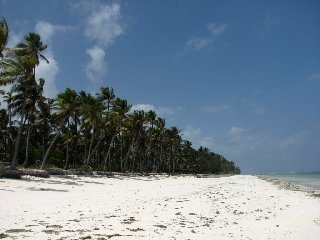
xmin=0 ymin=17 xmax=8 ymax=58
xmin=113 ymin=98 xmax=131 ymax=171
xmin=0 ymin=51 xmax=33 ymax=169
xmin=22 ymin=78 xmax=45 ymax=167
xmin=35 ymin=97 xmax=53 ymax=160
xmin=145 ymin=110 xmax=157 ymax=171
xmin=154 ymin=117 xmax=165 ymax=172
xmin=0 ymin=32 xmax=48 ymax=169
xmin=78 ymin=91 xmax=104 ymax=165
xmin=40 ymin=88 xmax=79 ymax=170
xmin=165 ymin=127 xmax=181 ymax=173
xmin=96 ymin=87 xmax=115 ymax=111
xmin=1 ymin=18 xmax=242 ymax=174
xmin=16 ymin=32 xmax=49 ymax=77
xmin=123 ymin=110 xmax=146 ymax=172
xmin=102 ymin=111 xmax=120 ymax=171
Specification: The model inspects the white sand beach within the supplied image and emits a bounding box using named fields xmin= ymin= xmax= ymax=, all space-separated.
xmin=1 ymin=174 xmax=320 ymax=240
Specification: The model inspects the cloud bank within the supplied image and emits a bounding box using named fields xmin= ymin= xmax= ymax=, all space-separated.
xmin=182 ymin=124 xmax=320 ymax=174
xmin=75 ymin=2 xmax=125 ymax=87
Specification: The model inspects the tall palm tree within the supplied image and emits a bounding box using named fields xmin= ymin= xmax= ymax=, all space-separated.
xmin=23 ymin=78 xmax=45 ymax=167
xmin=16 ymin=32 xmax=49 ymax=77
xmin=0 ymin=51 xmax=33 ymax=169
xmin=0 ymin=32 xmax=48 ymax=169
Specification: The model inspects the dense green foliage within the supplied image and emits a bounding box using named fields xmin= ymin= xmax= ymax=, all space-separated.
xmin=0 ymin=18 xmax=240 ymax=174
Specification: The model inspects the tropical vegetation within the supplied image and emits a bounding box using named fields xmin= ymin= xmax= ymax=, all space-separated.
xmin=0 ymin=18 xmax=240 ymax=175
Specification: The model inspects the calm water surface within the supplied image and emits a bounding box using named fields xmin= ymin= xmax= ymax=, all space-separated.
xmin=262 ymin=172 xmax=320 ymax=191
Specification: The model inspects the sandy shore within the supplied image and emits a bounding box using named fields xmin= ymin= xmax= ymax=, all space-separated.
xmin=1 ymin=174 xmax=320 ymax=240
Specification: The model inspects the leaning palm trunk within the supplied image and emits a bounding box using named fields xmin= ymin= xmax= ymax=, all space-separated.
xmin=86 ymin=135 xmax=103 ymax=165
xmin=40 ymin=132 xmax=60 ymax=170
xmin=40 ymin=118 xmax=65 ymax=170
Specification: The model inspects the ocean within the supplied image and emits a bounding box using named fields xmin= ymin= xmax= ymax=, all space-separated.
xmin=261 ymin=172 xmax=320 ymax=192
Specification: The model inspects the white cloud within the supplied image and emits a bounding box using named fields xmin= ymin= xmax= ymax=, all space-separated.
xmin=35 ymin=20 xmax=72 ymax=44
xmin=36 ymin=55 xmax=59 ymax=98
xmin=84 ymin=3 xmax=123 ymax=47
xmin=180 ymin=124 xmax=320 ymax=174
xmin=177 ymin=106 xmax=186 ymax=111
xmin=131 ymin=104 xmax=155 ymax=112
xmin=265 ymin=14 xmax=280 ymax=27
xmin=7 ymin=31 xmax=21 ymax=48
xmin=249 ymin=103 xmax=266 ymax=115
xmin=309 ymin=73 xmax=320 ymax=81
xmin=34 ymin=20 xmax=72 ymax=98
xmin=280 ymin=130 xmax=309 ymax=149
xmin=207 ymin=23 xmax=228 ymax=36
xmin=202 ymin=103 xmax=230 ymax=113
xmin=182 ymin=126 xmax=214 ymax=149
xmin=157 ymin=107 xmax=175 ymax=116
xmin=75 ymin=2 xmax=124 ymax=87
xmin=85 ymin=45 xmax=107 ymax=84
xmin=184 ymin=22 xmax=228 ymax=52
xmin=131 ymin=104 xmax=176 ymax=117
xmin=228 ymin=126 xmax=250 ymax=136
xmin=217 ymin=126 xmax=320 ymax=173
xmin=185 ymin=37 xmax=211 ymax=51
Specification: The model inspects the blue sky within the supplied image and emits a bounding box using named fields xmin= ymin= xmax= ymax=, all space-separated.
xmin=1 ymin=0 xmax=320 ymax=173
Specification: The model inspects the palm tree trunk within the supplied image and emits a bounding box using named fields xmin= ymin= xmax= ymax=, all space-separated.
xmin=64 ymin=142 xmax=69 ymax=169
xmin=86 ymin=129 xmax=95 ymax=165
xmin=23 ymin=123 xmax=32 ymax=168
xmin=3 ymin=130 xmax=7 ymax=162
xmin=86 ymin=135 xmax=102 ymax=164
xmin=103 ymin=132 xmax=116 ymax=171
xmin=10 ymin=99 xmax=26 ymax=169
xmin=85 ymin=129 xmax=94 ymax=164
xmin=120 ymin=135 xmax=123 ymax=172
xmin=40 ymin=132 xmax=60 ymax=170
xmin=7 ymin=106 xmax=12 ymax=162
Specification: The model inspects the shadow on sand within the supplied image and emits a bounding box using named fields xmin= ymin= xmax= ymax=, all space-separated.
xmin=26 ymin=187 xmax=68 ymax=192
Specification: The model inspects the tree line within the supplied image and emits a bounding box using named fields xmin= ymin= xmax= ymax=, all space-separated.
xmin=0 ymin=18 xmax=240 ymax=174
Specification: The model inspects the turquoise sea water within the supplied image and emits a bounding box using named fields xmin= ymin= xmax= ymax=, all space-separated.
xmin=262 ymin=172 xmax=320 ymax=191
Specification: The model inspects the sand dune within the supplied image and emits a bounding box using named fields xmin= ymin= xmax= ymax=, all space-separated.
xmin=1 ymin=175 xmax=320 ymax=239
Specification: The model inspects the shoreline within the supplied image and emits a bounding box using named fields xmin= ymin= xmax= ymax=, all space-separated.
xmin=258 ymin=175 xmax=320 ymax=198
xmin=1 ymin=174 xmax=320 ymax=239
